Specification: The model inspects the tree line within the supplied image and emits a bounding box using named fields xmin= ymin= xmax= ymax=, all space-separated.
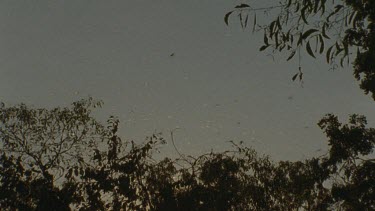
xmin=0 ymin=98 xmax=374 ymax=210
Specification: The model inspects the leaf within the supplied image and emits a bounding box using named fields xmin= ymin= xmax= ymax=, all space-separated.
xmin=264 ymin=33 xmax=269 ymax=45
xmin=353 ymin=11 xmax=362 ymax=28
xmin=275 ymin=31 xmax=279 ymax=47
xmin=279 ymin=44 xmax=286 ymax=51
xmin=335 ymin=42 xmax=343 ymax=56
xmin=326 ymin=45 xmax=334 ymax=63
xmin=322 ymin=24 xmax=330 ymax=39
xmin=334 ymin=5 xmax=343 ymax=13
xmin=259 ymin=45 xmax=269 ymax=51
xmin=295 ymin=2 xmax=300 ymax=13
xmin=319 ymin=35 xmax=325 ymax=54
xmin=340 ymin=57 xmax=345 ymax=67
xmin=224 ymin=11 xmax=233 ymax=25
xmin=276 ymin=17 xmax=282 ymax=30
xmin=314 ymin=0 xmax=319 ymax=13
xmin=301 ymin=7 xmax=308 ymax=24
xmin=286 ymin=29 xmax=291 ymax=41
xmin=349 ymin=11 xmax=356 ymax=24
xmin=270 ymin=21 xmax=276 ymax=35
xmin=320 ymin=1 xmax=325 ymax=15
xmin=292 ymin=73 xmax=298 ymax=81
xmin=287 ymin=51 xmax=296 ymax=61
xmin=302 ymin=29 xmax=319 ymax=39
xmin=326 ymin=10 xmax=336 ymax=22
xmin=306 ymin=41 xmax=316 ymax=58
xmin=235 ymin=4 xmax=250 ymax=8
xmin=287 ymin=0 xmax=292 ymax=7
xmin=244 ymin=14 xmax=249 ymax=28
xmin=286 ymin=10 xmax=290 ymax=24
xmin=297 ymin=33 xmax=303 ymax=46
xmin=239 ymin=13 xmax=244 ymax=28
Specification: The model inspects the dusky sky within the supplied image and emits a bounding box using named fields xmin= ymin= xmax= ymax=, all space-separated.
xmin=0 ymin=0 xmax=373 ymax=160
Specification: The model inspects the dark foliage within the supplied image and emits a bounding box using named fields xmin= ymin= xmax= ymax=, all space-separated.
xmin=226 ymin=0 xmax=375 ymax=99
xmin=0 ymin=100 xmax=374 ymax=210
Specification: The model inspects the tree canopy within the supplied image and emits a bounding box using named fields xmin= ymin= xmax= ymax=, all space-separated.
xmin=0 ymin=100 xmax=374 ymax=210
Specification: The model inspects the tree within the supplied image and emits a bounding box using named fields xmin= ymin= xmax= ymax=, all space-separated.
xmin=318 ymin=114 xmax=375 ymax=210
xmin=0 ymin=98 xmax=106 ymax=210
xmin=224 ymin=1 xmax=375 ymax=209
xmin=225 ymin=0 xmax=375 ymax=99
xmin=1 ymin=100 xmax=374 ymax=210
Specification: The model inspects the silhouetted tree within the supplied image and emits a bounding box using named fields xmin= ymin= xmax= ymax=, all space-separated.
xmin=0 ymin=98 xmax=106 ymax=210
xmin=1 ymin=100 xmax=374 ymax=210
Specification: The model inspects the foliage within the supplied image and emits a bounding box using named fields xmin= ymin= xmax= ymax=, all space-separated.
xmin=0 ymin=98 xmax=106 ymax=210
xmin=225 ymin=0 xmax=375 ymax=99
xmin=0 ymin=98 xmax=105 ymax=178
xmin=0 ymin=100 xmax=374 ymax=210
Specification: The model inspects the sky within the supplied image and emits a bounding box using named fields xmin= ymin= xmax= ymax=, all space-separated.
xmin=0 ymin=0 xmax=373 ymax=160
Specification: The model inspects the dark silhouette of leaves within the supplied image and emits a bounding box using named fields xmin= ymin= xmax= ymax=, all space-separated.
xmin=1 ymin=100 xmax=374 ymax=210
xmin=225 ymin=0 xmax=375 ymax=99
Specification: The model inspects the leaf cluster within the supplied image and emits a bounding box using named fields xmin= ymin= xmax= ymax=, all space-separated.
xmin=225 ymin=0 xmax=375 ymax=98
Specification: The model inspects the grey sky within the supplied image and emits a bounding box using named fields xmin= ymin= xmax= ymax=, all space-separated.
xmin=0 ymin=0 xmax=373 ymax=160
